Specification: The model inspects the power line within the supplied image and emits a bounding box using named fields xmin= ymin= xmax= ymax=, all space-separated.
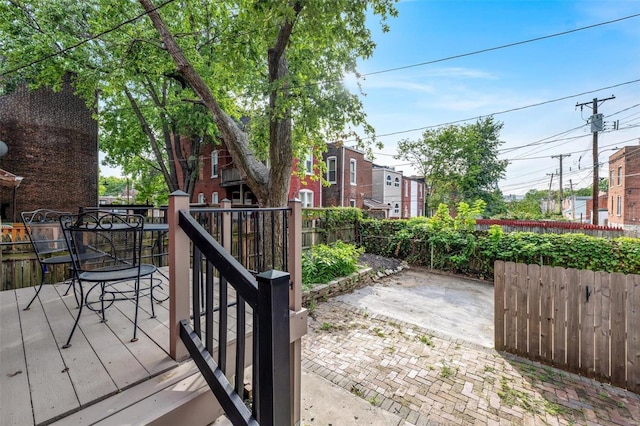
xmin=358 ymin=78 xmax=640 ymax=142
xmin=363 ymin=13 xmax=640 ymax=77
xmin=0 ymin=0 xmax=179 ymax=78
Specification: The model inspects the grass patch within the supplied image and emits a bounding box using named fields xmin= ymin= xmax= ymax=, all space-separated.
xmin=373 ymin=327 xmax=385 ymax=338
xmin=419 ymin=334 xmax=434 ymax=346
xmin=498 ymin=377 xmax=568 ymax=416
xmin=350 ymin=385 xmax=364 ymax=398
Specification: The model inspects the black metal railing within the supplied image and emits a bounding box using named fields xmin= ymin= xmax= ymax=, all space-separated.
xmin=177 ymin=209 xmax=291 ymax=426
xmin=189 ymin=207 xmax=289 ymax=275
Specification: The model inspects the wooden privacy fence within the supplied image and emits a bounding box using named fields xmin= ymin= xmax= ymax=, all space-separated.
xmin=494 ymin=261 xmax=640 ymax=393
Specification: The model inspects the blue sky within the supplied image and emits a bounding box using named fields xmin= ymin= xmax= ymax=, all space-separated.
xmin=351 ymin=0 xmax=640 ymax=196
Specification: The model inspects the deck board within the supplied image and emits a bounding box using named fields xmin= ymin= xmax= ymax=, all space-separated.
xmin=0 ymin=290 xmax=33 ymax=426
xmin=15 ymin=287 xmax=79 ymax=425
xmin=38 ymin=284 xmax=118 ymax=406
xmin=0 ymin=267 xmax=250 ymax=425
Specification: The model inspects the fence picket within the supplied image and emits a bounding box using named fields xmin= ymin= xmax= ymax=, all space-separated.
xmin=553 ymin=267 xmax=567 ymax=367
xmin=516 ymin=263 xmax=528 ymax=355
xmin=566 ymin=268 xmax=580 ymax=373
xmin=595 ymin=271 xmax=611 ymax=381
xmin=494 ymin=261 xmax=505 ymax=351
xmin=528 ymin=264 xmax=541 ymax=360
xmin=611 ymin=273 xmax=626 ymax=388
xmin=504 ymin=262 xmax=517 ymax=352
xmin=628 ymin=274 xmax=640 ymax=393
xmin=540 ymin=265 xmax=553 ymax=360
xmin=580 ymin=270 xmax=595 ymax=377
xmin=496 ymin=262 xmax=640 ymax=394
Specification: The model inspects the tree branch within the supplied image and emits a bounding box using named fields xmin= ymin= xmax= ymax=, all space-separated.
xmin=138 ymin=0 xmax=269 ymax=198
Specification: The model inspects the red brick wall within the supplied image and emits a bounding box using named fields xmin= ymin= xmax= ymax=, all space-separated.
xmin=0 ymin=78 xmax=98 ymax=221
xmin=192 ymin=142 xmax=322 ymax=206
xmin=322 ymin=143 xmax=372 ymax=208
xmin=608 ymin=146 xmax=640 ymax=227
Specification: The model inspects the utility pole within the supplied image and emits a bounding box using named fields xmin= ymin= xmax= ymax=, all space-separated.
xmin=546 ymin=173 xmax=554 ymax=214
xmin=551 ymin=153 xmax=571 ymax=214
xmin=569 ymin=179 xmax=575 ymax=221
xmin=576 ymin=95 xmax=615 ymax=225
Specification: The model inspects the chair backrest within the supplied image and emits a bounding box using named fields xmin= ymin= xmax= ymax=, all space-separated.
xmin=60 ymin=211 xmax=146 ymax=274
xmin=21 ymin=209 xmax=72 ymax=261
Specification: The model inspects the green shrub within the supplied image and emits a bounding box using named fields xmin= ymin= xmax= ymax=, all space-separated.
xmin=359 ymin=201 xmax=640 ymax=279
xmin=302 ymin=241 xmax=364 ymax=288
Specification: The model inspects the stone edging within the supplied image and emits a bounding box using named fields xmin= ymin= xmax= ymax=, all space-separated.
xmin=302 ymin=263 xmax=407 ymax=307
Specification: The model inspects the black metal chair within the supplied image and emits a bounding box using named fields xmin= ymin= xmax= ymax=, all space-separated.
xmin=60 ymin=211 xmax=158 ymax=348
xmin=21 ymin=209 xmax=77 ymax=311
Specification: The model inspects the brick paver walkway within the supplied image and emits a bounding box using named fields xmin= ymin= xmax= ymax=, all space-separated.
xmin=302 ymin=301 xmax=640 ymax=425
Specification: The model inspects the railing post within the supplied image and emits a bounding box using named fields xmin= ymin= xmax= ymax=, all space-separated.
xmin=288 ymin=198 xmax=304 ymax=425
xmin=255 ymin=270 xmax=291 ymax=426
xmin=221 ymin=199 xmax=232 ymax=252
xmin=169 ymin=190 xmax=190 ymax=361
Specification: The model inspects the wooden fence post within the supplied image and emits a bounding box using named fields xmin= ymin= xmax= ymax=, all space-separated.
xmin=169 ymin=190 xmax=190 ymax=361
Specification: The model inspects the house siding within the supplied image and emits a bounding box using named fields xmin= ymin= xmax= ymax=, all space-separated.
xmin=372 ymin=166 xmax=402 ymax=218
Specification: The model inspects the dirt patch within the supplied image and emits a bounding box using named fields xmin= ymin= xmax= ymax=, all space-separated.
xmin=358 ymin=253 xmax=404 ymax=272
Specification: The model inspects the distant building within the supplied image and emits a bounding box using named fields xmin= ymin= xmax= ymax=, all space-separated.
xmin=191 ymin=142 xmax=321 ymax=207
xmin=0 ymin=76 xmax=98 ymax=221
xmin=401 ymin=176 xmax=425 ymax=219
xmin=372 ymin=164 xmax=402 ymax=218
xmin=322 ymin=143 xmax=372 ymax=208
xmin=562 ymin=196 xmax=591 ymax=222
xmin=607 ymin=145 xmax=640 ymax=230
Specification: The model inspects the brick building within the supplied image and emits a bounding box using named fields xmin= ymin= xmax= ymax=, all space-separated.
xmin=0 ymin=77 xmax=98 ymax=221
xmin=401 ymin=175 xmax=425 ymax=219
xmin=607 ymin=145 xmax=640 ymax=230
xmin=192 ymin=142 xmax=321 ymax=207
xmin=322 ymin=143 xmax=373 ymax=208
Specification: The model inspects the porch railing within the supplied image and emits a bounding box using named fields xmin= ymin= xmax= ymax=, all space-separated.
xmin=168 ymin=193 xmax=306 ymax=425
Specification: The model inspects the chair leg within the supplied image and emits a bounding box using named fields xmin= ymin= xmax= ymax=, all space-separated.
xmin=149 ymin=275 xmax=156 ymax=319
xmin=63 ymin=278 xmax=85 ymax=349
xmin=100 ymin=282 xmax=107 ymax=323
xmin=131 ymin=278 xmax=141 ymax=342
xmin=23 ymin=265 xmax=47 ymax=311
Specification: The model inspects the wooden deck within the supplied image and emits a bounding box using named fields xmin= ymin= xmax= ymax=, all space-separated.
xmin=0 ymin=267 xmax=244 ymax=426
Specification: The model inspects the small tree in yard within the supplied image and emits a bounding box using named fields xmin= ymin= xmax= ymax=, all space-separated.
xmin=395 ymin=117 xmax=508 ymax=216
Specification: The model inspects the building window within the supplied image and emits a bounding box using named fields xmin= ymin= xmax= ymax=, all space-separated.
xmin=349 ymin=199 xmax=356 ymax=207
xmin=212 ymin=192 xmax=219 ymax=204
xmin=394 ymin=203 xmax=400 ymax=215
xmin=394 ymin=177 xmax=400 ymax=187
xmin=617 ymin=196 xmax=622 ymax=216
xmin=198 ymin=193 xmax=205 ymax=204
xmin=211 ymin=151 xmax=219 ymax=178
xmin=326 ymin=156 xmax=337 ymax=183
xmin=386 ymin=175 xmax=392 ymax=186
xmin=349 ymin=159 xmax=356 ymax=185
xmin=618 ymin=166 xmax=623 ymax=185
xmin=610 ymin=170 xmax=614 ymax=187
xmin=405 ymin=181 xmax=409 ymax=197
xmin=244 ymin=191 xmax=254 ymax=205
xmin=232 ymin=191 xmax=241 ymax=204
xmin=304 ymin=152 xmax=313 ymax=175
xmin=300 ymin=190 xmax=314 ymax=208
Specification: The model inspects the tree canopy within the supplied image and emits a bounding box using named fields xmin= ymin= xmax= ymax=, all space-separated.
xmin=395 ymin=117 xmax=508 ymax=216
xmin=0 ymin=0 xmax=398 ymax=206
